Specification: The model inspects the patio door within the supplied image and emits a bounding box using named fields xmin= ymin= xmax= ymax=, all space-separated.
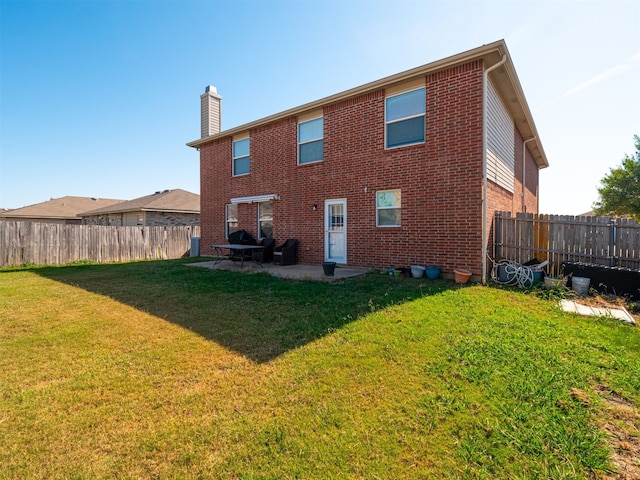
xmin=325 ymin=199 xmax=346 ymax=263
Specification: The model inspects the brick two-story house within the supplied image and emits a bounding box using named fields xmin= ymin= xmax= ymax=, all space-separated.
xmin=188 ymin=40 xmax=548 ymax=281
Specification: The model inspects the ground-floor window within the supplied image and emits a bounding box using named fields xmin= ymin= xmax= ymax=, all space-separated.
xmin=258 ymin=201 xmax=273 ymax=239
xmin=225 ymin=204 xmax=238 ymax=238
xmin=123 ymin=212 xmax=145 ymax=226
xmin=376 ymin=190 xmax=401 ymax=227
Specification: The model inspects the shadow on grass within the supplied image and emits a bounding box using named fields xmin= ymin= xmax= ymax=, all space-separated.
xmin=33 ymin=258 xmax=452 ymax=363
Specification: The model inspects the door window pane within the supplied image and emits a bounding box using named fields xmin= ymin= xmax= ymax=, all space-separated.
xmin=330 ymin=204 xmax=344 ymax=231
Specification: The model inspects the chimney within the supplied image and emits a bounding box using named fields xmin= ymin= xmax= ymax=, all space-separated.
xmin=200 ymin=85 xmax=222 ymax=138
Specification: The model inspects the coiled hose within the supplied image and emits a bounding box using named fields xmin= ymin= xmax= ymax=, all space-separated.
xmin=491 ymin=259 xmax=536 ymax=288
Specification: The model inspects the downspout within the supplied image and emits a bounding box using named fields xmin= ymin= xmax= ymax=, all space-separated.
xmin=482 ymin=54 xmax=507 ymax=284
xmin=522 ymin=136 xmax=537 ymax=212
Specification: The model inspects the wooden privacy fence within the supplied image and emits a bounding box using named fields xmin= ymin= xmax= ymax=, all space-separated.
xmin=0 ymin=222 xmax=201 ymax=267
xmin=494 ymin=212 xmax=640 ymax=275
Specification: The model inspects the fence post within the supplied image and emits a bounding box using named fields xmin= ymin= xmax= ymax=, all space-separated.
xmin=495 ymin=212 xmax=502 ymax=259
xmin=609 ymin=219 xmax=616 ymax=267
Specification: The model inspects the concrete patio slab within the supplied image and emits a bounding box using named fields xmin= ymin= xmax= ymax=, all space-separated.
xmin=559 ymin=299 xmax=636 ymax=325
xmin=185 ymin=259 xmax=370 ymax=282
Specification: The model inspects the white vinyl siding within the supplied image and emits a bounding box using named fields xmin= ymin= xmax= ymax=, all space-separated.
xmin=487 ymin=77 xmax=515 ymax=193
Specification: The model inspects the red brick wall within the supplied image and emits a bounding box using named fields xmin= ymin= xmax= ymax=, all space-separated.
xmin=200 ymin=136 xmax=232 ymax=250
xmin=199 ymin=60 xmax=539 ymax=276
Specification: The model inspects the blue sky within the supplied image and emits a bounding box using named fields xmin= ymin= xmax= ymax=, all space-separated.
xmin=1 ymin=0 xmax=639 ymax=214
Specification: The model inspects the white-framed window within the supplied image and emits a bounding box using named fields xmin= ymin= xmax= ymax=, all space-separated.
xmin=298 ymin=116 xmax=324 ymax=165
xmin=233 ymin=137 xmax=250 ymax=176
xmin=257 ymin=201 xmax=273 ymax=239
xmin=225 ymin=204 xmax=238 ymax=238
xmin=385 ymin=88 xmax=425 ymax=149
xmin=376 ymin=190 xmax=401 ymax=227
xmin=123 ymin=212 xmax=145 ymax=226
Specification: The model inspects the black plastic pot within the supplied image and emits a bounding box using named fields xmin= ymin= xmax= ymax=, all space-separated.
xmin=322 ymin=261 xmax=336 ymax=276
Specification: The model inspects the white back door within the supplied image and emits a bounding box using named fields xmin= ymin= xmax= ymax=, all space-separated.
xmin=325 ymin=199 xmax=346 ymax=263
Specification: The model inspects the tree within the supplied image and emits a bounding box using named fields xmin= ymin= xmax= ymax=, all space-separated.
xmin=593 ymin=135 xmax=640 ymax=220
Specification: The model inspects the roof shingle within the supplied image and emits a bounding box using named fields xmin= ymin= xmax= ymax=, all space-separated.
xmin=0 ymin=196 xmax=125 ymax=220
xmin=80 ymin=189 xmax=200 ymax=216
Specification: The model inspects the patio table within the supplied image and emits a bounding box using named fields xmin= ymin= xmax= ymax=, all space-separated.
xmin=211 ymin=244 xmax=265 ymax=268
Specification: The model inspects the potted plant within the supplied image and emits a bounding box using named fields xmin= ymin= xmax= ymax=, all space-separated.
xmin=543 ymin=267 xmax=568 ymax=289
xmin=454 ymin=268 xmax=472 ymax=284
xmin=322 ymin=261 xmax=336 ymax=276
xmin=410 ymin=265 xmax=425 ymax=278
xmin=425 ymin=265 xmax=441 ymax=280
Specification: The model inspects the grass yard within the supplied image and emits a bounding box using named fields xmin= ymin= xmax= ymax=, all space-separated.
xmin=1 ymin=258 xmax=639 ymax=479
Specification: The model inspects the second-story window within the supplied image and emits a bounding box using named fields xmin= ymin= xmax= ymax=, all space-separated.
xmin=233 ymin=137 xmax=250 ymax=176
xmin=298 ymin=117 xmax=324 ymax=165
xmin=385 ymin=88 xmax=425 ymax=149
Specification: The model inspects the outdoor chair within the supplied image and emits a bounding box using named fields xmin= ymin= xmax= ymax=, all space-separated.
xmin=273 ymin=238 xmax=298 ymax=266
xmin=253 ymin=237 xmax=275 ymax=263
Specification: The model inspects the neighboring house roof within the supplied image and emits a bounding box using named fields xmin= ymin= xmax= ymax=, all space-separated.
xmin=0 ymin=196 xmax=124 ymax=221
xmin=187 ymin=39 xmax=548 ymax=170
xmin=80 ymin=189 xmax=200 ymax=216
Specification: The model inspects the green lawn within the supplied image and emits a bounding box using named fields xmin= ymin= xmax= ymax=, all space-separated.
xmin=1 ymin=259 xmax=638 ymax=479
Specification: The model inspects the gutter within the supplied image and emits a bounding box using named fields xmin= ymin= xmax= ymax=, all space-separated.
xmin=482 ymin=54 xmax=507 ymax=284
xmin=522 ymin=136 xmax=537 ymax=212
